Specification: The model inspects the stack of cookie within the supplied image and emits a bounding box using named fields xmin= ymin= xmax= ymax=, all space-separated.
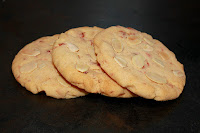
xmin=12 ymin=26 xmax=186 ymax=101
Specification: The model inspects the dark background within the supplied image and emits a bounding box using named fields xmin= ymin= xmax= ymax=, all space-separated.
xmin=0 ymin=0 xmax=200 ymax=132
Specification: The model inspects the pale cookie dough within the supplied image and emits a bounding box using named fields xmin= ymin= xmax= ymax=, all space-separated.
xmin=94 ymin=26 xmax=186 ymax=101
xmin=12 ymin=35 xmax=87 ymax=99
xmin=52 ymin=26 xmax=136 ymax=98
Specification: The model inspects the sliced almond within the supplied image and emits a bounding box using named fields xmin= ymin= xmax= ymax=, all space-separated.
xmin=127 ymin=35 xmax=141 ymax=46
xmin=114 ymin=56 xmax=127 ymax=68
xmin=159 ymin=52 xmax=169 ymax=60
xmin=20 ymin=62 xmax=37 ymax=73
xmin=76 ymin=63 xmax=89 ymax=72
xmin=21 ymin=48 xmax=40 ymax=56
xmin=173 ymin=70 xmax=184 ymax=77
xmin=67 ymin=43 xmax=79 ymax=52
xmin=141 ymin=44 xmax=153 ymax=51
xmin=86 ymin=45 xmax=97 ymax=60
xmin=57 ymin=76 xmax=69 ymax=87
xmin=146 ymin=72 xmax=167 ymax=84
xmin=152 ymin=58 xmax=164 ymax=67
xmin=112 ymin=39 xmax=123 ymax=53
xmin=144 ymin=38 xmax=154 ymax=46
xmin=132 ymin=54 xmax=145 ymax=69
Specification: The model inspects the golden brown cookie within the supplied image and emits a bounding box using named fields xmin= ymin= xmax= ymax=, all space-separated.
xmin=52 ymin=27 xmax=136 ymax=98
xmin=94 ymin=26 xmax=186 ymax=101
xmin=12 ymin=35 xmax=87 ymax=99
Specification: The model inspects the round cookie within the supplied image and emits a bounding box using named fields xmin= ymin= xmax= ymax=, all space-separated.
xmin=52 ymin=27 xmax=136 ymax=98
xmin=94 ymin=26 xmax=186 ymax=101
xmin=12 ymin=35 xmax=87 ymax=99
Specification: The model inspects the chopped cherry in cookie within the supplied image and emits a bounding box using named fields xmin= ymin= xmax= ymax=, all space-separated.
xmin=81 ymin=32 xmax=85 ymax=38
xmin=119 ymin=30 xmax=126 ymax=36
xmin=145 ymin=52 xmax=151 ymax=57
xmin=90 ymin=41 xmax=94 ymax=45
xmin=118 ymin=30 xmax=127 ymax=38
xmin=59 ymin=43 xmax=65 ymax=46
xmin=147 ymin=61 xmax=150 ymax=66
xmin=142 ymin=60 xmax=150 ymax=69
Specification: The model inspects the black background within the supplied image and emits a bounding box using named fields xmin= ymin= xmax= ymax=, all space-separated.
xmin=0 ymin=0 xmax=200 ymax=133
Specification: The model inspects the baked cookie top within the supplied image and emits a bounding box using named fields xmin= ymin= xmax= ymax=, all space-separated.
xmin=52 ymin=26 xmax=136 ymax=98
xmin=94 ymin=26 xmax=186 ymax=101
xmin=12 ymin=35 xmax=87 ymax=99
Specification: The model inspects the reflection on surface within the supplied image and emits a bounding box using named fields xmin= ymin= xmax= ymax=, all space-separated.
xmin=5 ymin=76 xmax=182 ymax=132
xmin=19 ymin=89 xmax=182 ymax=132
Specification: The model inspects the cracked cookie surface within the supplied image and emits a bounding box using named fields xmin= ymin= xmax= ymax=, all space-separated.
xmin=94 ymin=26 xmax=186 ymax=101
xmin=12 ymin=35 xmax=87 ymax=99
xmin=52 ymin=27 xmax=136 ymax=98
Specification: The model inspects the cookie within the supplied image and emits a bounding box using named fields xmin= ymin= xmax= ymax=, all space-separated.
xmin=12 ymin=35 xmax=87 ymax=99
xmin=94 ymin=26 xmax=186 ymax=101
xmin=52 ymin=26 xmax=136 ymax=98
